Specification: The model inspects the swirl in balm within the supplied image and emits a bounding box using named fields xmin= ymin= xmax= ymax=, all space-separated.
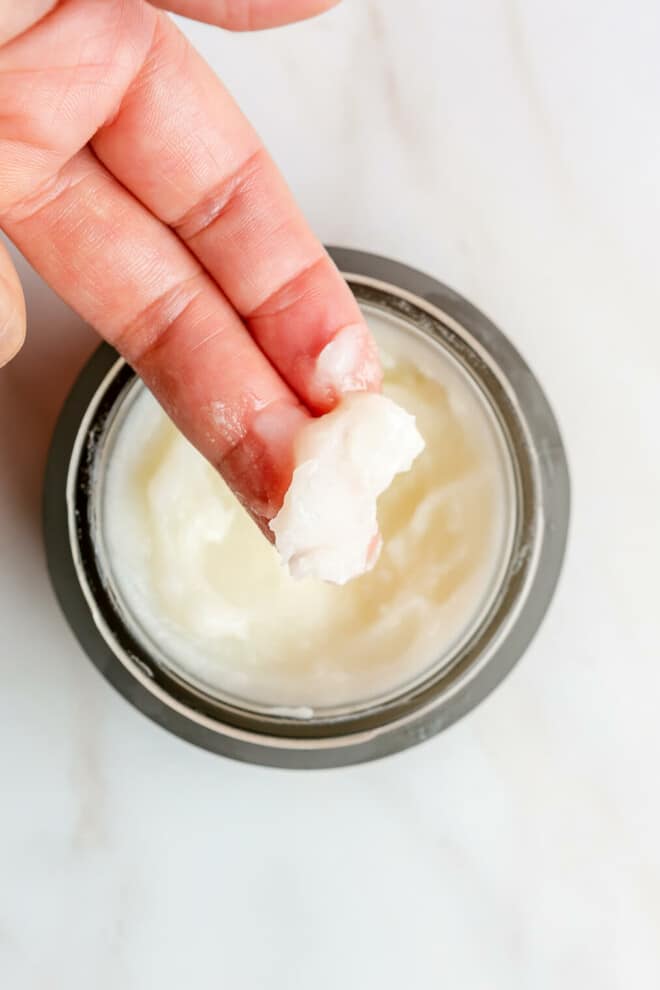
xmin=101 ymin=314 xmax=511 ymax=712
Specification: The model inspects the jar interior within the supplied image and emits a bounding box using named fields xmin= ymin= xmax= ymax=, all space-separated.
xmin=89 ymin=301 xmax=518 ymax=720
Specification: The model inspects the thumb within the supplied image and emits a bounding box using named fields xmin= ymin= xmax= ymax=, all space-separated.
xmin=0 ymin=240 xmax=26 ymax=368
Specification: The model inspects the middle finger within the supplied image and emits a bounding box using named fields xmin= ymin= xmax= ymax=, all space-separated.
xmin=92 ymin=12 xmax=381 ymax=414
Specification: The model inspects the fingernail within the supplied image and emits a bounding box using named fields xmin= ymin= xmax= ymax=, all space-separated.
xmin=311 ymin=324 xmax=382 ymax=405
xmin=0 ymin=288 xmax=25 ymax=367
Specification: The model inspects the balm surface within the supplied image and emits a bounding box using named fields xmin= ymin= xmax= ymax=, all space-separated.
xmin=100 ymin=312 xmax=513 ymax=712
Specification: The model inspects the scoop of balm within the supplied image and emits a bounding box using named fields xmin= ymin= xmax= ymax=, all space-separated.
xmin=269 ymin=392 xmax=425 ymax=585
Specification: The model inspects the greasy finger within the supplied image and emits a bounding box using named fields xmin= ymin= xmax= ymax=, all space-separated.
xmin=0 ymin=151 xmax=308 ymax=523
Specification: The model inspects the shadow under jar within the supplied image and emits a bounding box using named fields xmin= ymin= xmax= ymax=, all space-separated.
xmin=44 ymin=248 xmax=570 ymax=768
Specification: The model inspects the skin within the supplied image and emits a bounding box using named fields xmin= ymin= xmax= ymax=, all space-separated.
xmin=0 ymin=0 xmax=381 ymax=530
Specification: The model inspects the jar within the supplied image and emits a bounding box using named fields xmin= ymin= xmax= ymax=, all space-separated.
xmin=44 ymin=249 xmax=570 ymax=768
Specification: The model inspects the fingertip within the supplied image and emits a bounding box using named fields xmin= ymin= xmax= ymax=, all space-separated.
xmin=307 ymin=322 xmax=383 ymax=412
xmin=220 ymin=399 xmax=309 ymax=523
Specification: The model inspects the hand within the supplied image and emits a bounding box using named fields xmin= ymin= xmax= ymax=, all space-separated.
xmin=0 ymin=0 xmax=381 ymax=528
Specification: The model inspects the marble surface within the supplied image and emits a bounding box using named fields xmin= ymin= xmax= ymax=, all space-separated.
xmin=1 ymin=1 xmax=659 ymax=986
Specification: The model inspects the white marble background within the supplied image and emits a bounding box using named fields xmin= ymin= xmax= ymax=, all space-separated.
xmin=1 ymin=1 xmax=659 ymax=986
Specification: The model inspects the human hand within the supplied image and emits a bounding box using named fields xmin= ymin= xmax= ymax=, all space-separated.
xmin=0 ymin=0 xmax=381 ymax=529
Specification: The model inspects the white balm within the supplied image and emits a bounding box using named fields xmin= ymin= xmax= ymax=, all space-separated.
xmin=271 ymin=392 xmax=424 ymax=584
xmin=100 ymin=312 xmax=513 ymax=713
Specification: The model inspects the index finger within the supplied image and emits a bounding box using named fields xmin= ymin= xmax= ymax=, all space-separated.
xmin=92 ymin=12 xmax=381 ymax=414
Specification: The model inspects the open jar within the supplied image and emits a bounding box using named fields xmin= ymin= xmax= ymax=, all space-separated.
xmin=44 ymin=249 xmax=570 ymax=768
